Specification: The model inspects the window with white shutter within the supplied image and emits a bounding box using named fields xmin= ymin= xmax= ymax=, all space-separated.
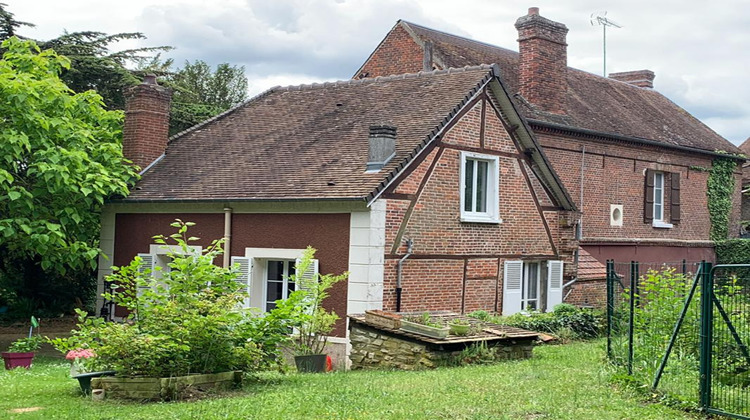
xmin=136 ymin=253 xmax=156 ymax=299
xmin=503 ymin=261 xmax=523 ymax=315
xmin=231 ymin=256 xmax=253 ymax=308
xmin=546 ymin=260 xmax=563 ymax=311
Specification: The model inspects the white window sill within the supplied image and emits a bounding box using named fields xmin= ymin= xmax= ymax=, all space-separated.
xmin=652 ymin=220 xmax=673 ymax=229
xmin=460 ymin=214 xmax=502 ymax=224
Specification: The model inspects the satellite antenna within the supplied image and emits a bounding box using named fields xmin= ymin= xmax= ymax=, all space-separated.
xmin=590 ymin=11 xmax=622 ymax=76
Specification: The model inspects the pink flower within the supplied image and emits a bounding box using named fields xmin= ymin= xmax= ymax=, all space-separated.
xmin=65 ymin=348 xmax=96 ymax=360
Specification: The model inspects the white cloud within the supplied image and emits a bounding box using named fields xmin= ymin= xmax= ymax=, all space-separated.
xmin=6 ymin=0 xmax=750 ymax=143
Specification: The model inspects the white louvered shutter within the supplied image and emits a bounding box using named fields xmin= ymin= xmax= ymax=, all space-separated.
xmin=546 ymin=260 xmax=564 ymax=312
xmin=502 ymin=261 xmax=523 ymax=315
xmin=294 ymin=258 xmax=319 ymax=291
xmin=136 ymin=253 xmax=156 ymax=298
xmin=231 ymin=256 xmax=253 ymax=308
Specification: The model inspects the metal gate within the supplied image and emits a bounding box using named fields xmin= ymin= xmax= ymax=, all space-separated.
xmin=607 ymin=261 xmax=750 ymax=419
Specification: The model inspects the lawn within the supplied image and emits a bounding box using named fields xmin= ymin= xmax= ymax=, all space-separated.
xmin=1 ymin=340 xmax=699 ymax=420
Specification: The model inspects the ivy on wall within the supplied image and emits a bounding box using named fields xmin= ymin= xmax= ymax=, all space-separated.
xmin=715 ymin=239 xmax=750 ymax=264
xmin=707 ymin=157 xmax=737 ymax=241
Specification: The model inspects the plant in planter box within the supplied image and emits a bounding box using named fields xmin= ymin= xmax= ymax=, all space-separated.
xmin=448 ymin=318 xmax=471 ymax=336
xmin=3 ymin=335 xmax=41 ymax=370
xmin=289 ymin=247 xmax=347 ymax=373
xmin=401 ymin=312 xmax=450 ymax=339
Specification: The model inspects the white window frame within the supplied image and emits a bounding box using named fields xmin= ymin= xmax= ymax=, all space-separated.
xmin=652 ymin=172 xmax=673 ymax=228
xmin=653 ymin=172 xmax=664 ymax=222
xmin=521 ymin=262 xmax=541 ymax=311
xmin=460 ymin=151 xmax=501 ymax=223
xmin=242 ymin=247 xmax=312 ymax=311
xmin=263 ymin=259 xmax=297 ymax=312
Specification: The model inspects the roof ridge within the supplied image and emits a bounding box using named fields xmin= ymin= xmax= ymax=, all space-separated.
xmin=400 ymin=20 xmax=519 ymax=55
xmin=277 ymin=64 xmax=496 ymax=93
xmin=401 ymin=19 xmax=654 ymax=88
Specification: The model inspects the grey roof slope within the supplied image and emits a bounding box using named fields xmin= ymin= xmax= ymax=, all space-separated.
xmin=125 ymin=66 xmax=504 ymax=202
xmin=395 ymin=21 xmax=741 ymax=155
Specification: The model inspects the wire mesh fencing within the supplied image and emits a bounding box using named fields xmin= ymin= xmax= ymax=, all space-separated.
xmin=607 ymin=260 xmax=702 ymax=405
xmin=707 ymin=265 xmax=750 ymax=418
xmin=607 ymin=261 xmax=750 ymax=419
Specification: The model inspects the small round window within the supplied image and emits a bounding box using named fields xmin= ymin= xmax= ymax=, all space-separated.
xmin=612 ymin=207 xmax=622 ymax=222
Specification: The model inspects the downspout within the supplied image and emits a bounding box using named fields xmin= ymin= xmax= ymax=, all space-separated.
xmin=396 ymin=239 xmax=413 ymax=312
xmin=563 ymin=277 xmax=578 ymax=301
xmin=222 ymin=207 xmax=232 ymax=268
xmin=578 ymin=145 xmax=585 ymax=238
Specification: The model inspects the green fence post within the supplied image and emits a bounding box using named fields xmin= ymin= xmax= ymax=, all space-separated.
xmin=698 ymin=261 xmax=713 ymax=411
xmin=606 ymin=260 xmax=613 ymax=360
xmin=628 ymin=261 xmax=638 ymax=376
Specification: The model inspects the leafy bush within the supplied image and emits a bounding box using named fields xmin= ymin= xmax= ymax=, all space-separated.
xmin=50 ymin=220 xmax=269 ymax=377
xmin=469 ymin=304 xmax=604 ymax=340
xmin=289 ymin=247 xmax=347 ymax=356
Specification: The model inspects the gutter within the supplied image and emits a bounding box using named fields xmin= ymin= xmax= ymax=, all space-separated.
xmin=107 ymin=196 xmax=368 ymax=205
xmin=529 ymin=120 xmax=746 ymax=162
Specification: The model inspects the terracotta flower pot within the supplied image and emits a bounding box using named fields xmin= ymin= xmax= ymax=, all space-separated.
xmin=2 ymin=352 xmax=34 ymax=370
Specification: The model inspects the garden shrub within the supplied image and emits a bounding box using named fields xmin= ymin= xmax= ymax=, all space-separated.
xmin=615 ymin=267 xmax=750 ymax=391
xmin=51 ymin=220 xmax=284 ymax=377
xmin=468 ymin=304 xmax=604 ymax=340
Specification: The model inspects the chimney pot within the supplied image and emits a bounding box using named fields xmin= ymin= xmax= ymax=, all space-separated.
xmin=367 ymin=125 xmax=397 ymax=171
xmin=143 ymin=74 xmax=157 ymax=85
xmin=528 ymin=7 xmax=539 ymax=15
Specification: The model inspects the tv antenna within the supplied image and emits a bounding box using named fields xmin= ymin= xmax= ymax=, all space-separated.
xmin=591 ymin=12 xmax=622 ymax=76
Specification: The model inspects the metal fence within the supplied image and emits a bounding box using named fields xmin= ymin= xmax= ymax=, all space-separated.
xmin=607 ymin=261 xmax=750 ymax=419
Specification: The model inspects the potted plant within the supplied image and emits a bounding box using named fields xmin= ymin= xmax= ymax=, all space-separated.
xmin=289 ymin=247 xmax=347 ymax=373
xmin=400 ymin=312 xmax=450 ymax=339
xmin=2 ymin=335 xmax=41 ymax=370
xmin=448 ymin=318 xmax=471 ymax=336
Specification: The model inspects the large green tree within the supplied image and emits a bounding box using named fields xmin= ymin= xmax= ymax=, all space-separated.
xmin=0 ymin=37 xmax=138 ymax=315
xmin=164 ymin=60 xmax=248 ymax=135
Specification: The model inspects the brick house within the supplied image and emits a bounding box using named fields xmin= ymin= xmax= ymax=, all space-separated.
xmin=739 ymin=137 xmax=750 ymax=226
xmin=97 ymin=64 xmax=583 ymax=354
xmin=354 ymin=8 xmax=744 ymax=273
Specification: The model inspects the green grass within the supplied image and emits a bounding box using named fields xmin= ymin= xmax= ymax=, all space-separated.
xmin=0 ymin=340 xmax=700 ymax=419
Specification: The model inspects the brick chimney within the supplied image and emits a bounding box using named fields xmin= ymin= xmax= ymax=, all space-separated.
xmin=123 ymin=75 xmax=171 ymax=171
xmin=608 ymin=70 xmax=655 ymax=89
xmin=515 ymin=7 xmax=569 ymax=114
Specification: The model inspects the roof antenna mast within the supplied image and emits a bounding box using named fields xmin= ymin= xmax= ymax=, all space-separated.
xmin=590 ymin=11 xmax=622 ymax=76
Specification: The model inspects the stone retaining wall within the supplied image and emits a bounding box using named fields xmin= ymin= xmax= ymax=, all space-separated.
xmin=349 ymin=323 xmax=534 ymax=370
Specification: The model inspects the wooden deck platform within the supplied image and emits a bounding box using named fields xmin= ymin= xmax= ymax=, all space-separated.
xmin=349 ymin=312 xmax=539 ymax=345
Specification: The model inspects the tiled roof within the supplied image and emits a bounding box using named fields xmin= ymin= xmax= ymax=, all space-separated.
xmin=401 ymin=21 xmax=741 ymax=155
xmin=577 ymin=249 xmax=607 ymax=280
xmin=739 ymin=137 xmax=750 ymax=156
xmin=125 ymin=67 xmax=494 ymax=202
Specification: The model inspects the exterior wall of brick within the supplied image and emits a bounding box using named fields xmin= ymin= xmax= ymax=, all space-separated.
xmin=123 ymin=80 xmax=171 ymax=171
xmin=355 ymin=21 xmax=742 ymax=266
xmin=112 ymin=212 xmax=351 ymax=337
xmin=355 ymin=24 xmax=425 ymax=79
xmin=564 ymin=279 xmax=606 ymax=308
xmin=381 ymin=91 xmax=577 ymax=314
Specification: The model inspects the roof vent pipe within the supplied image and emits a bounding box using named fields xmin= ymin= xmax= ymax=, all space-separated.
xmin=366 ymin=125 xmax=397 ymax=171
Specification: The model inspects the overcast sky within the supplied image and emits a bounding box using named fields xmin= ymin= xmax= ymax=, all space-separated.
xmin=8 ymin=0 xmax=750 ymax=145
